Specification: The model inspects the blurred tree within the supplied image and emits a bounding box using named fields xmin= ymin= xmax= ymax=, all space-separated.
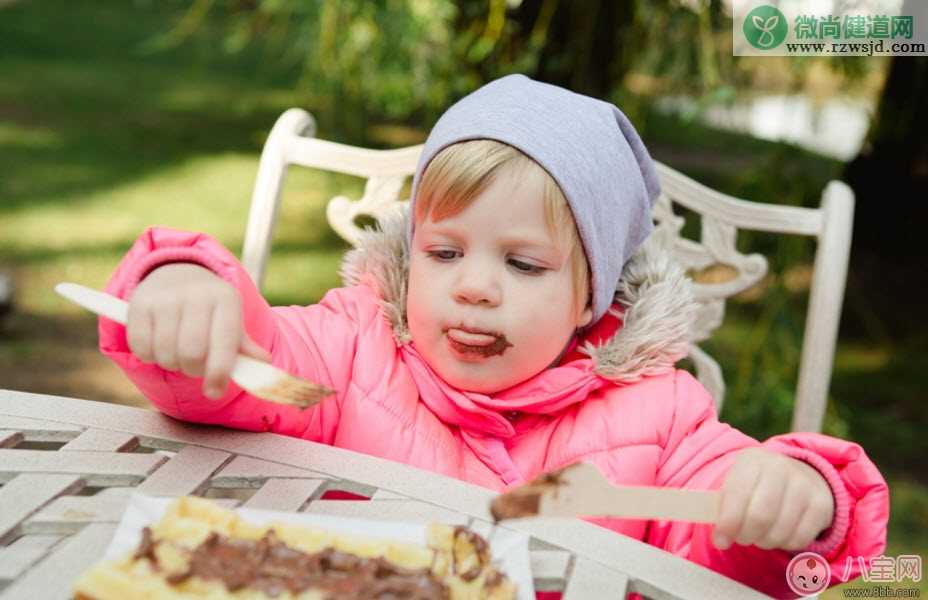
xmin=154 ymin=0 xmax=738 ymax=140
xmin=453 ymin=0 xmax=733 ymax=99
xmin=840 ymin=0 xmax=928 ymax=342
xmin=152 ymin=0 xmax=876 ymax=143
xmin=843 ymin=54 xmax=928 ymax=341
xmin=454 ymin=0 xmax=639 ymax=98
xmin=149 ymin=0 xmax=467 ymax=143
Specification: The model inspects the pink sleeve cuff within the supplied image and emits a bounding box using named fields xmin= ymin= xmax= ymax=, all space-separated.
xmin=122 ymin=246 xmax=234 ymax=295
xmin=775 ymin=444 xmax=851 ymax=557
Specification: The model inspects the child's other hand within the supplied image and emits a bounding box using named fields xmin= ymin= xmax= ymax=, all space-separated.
xmin=126 ymin=263 xmax=271 ymax=399
xmin=712 ymin=447 xmax=834 ymax=552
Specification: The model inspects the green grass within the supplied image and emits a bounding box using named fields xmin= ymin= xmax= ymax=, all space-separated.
xmin=0 ymin=0 xmax=360 ymax=308
xmin=1 ymin=0 xmax=925 ymax=581
xmin=1 ymin=153 xmax=355 ymax=311
xmin=0 ymin=1 xmax=306 ymax=213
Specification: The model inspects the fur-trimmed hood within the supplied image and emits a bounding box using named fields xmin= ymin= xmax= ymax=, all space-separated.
xmin=339 ymin=207 xmax=697 ymax=384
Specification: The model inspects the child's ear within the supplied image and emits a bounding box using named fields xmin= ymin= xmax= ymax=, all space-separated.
xmin=577 ymin=303 xmax=593 ymax=328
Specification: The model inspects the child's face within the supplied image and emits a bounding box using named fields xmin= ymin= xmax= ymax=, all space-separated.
xmin=407 ymin=168 xmax=593 ymax=394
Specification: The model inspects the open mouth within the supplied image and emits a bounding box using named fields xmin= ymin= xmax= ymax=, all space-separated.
xmin=446 ymin=327 xmax=513 ymax=358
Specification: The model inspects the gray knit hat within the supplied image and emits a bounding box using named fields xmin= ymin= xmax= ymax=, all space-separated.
xmin=408 ymin=74 xmax=661 ymax=325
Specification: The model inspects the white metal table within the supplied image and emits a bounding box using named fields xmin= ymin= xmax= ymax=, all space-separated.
xmin=0 ymin=388 xmax=771 ymax=600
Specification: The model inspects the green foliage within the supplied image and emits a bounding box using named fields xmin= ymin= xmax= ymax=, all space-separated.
xmin=132 ymin=0 xmax=883 ymax=147
xmin=150 ymin=0 xmax=469 ymax=142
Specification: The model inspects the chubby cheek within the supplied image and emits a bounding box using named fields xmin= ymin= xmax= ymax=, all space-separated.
xmin=406 ymin=259 xmax=452 ymax=349
xmin=517 ymin=276 xmax=578 ymax=329
xmin=405 ymin=274 xmax=435 ymax=342
xmin=518 ymin=328 xmax=565 ymax=360
xmin=506 ymin=287 xmax=577 ymax=363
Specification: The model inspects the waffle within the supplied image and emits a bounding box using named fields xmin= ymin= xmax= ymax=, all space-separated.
xmin=73 ymin=496 xmax=515 ymax=599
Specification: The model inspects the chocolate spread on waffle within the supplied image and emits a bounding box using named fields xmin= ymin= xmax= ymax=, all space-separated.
xmin=451 ymin=526 xmax=490 ymax=581
xmin=139 ymin=527 xmax=450 ymax=599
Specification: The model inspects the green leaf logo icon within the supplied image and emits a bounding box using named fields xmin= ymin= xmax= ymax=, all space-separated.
xmin=743 ymin=5 xmax=788 ymax=49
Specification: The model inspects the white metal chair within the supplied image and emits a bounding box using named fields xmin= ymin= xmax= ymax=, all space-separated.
xmin=242 ymin=108 xmax=854 ymax=434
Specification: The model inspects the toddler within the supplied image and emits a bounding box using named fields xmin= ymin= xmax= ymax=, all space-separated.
xmin=100 ymin=75 xmax=888 ymax=598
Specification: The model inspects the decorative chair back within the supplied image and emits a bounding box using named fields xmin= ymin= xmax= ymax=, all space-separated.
xmin=242 ymin=108 xmax=854 ymax=433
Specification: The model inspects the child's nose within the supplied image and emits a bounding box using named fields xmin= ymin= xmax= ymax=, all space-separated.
xmin=453 ymin=268 xmax=501 ymax=307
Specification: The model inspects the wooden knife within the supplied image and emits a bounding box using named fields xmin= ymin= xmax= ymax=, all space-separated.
xmin=491 ymin=462 xmax=720 ymax=523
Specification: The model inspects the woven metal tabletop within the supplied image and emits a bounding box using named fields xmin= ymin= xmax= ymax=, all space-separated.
xmin=0 ymin=389 xmax=770 ymax=600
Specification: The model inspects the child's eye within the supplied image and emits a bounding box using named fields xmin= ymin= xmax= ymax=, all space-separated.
xmin=509 ymin=259 xmax=547 ymax=275
xmin=426 ymin=250 xmax=459 ymax=261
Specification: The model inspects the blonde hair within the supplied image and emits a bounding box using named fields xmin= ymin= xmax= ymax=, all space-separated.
xmin=415 ymin=139 xmax=590 ymax=313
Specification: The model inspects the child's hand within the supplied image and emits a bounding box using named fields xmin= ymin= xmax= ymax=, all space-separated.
xmin=712 ymin=447 xmax=834 ymax=552
xmin=126 ymin=263 xmax=271 ymax=399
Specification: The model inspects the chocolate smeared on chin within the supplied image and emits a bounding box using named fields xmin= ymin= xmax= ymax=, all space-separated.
xmin=449 ymin=334 xmax=513 ymax=357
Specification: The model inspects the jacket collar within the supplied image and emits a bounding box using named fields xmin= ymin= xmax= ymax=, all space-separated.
xmin=339 ymin=206 xmax=697 ymax=388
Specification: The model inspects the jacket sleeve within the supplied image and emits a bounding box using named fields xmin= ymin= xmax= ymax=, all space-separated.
xmin=99 ymin=226 xmax=366 ymax=444
xmin=644 ymin=369 xmax=889 ymax=599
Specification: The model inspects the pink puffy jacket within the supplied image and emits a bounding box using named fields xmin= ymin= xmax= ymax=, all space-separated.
xmin=100 ymin=216 xmax=888 ymax=599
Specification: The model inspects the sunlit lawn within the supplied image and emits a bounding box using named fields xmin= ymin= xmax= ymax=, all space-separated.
xmin=1 ymin=154 xmax=354 ymax=309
